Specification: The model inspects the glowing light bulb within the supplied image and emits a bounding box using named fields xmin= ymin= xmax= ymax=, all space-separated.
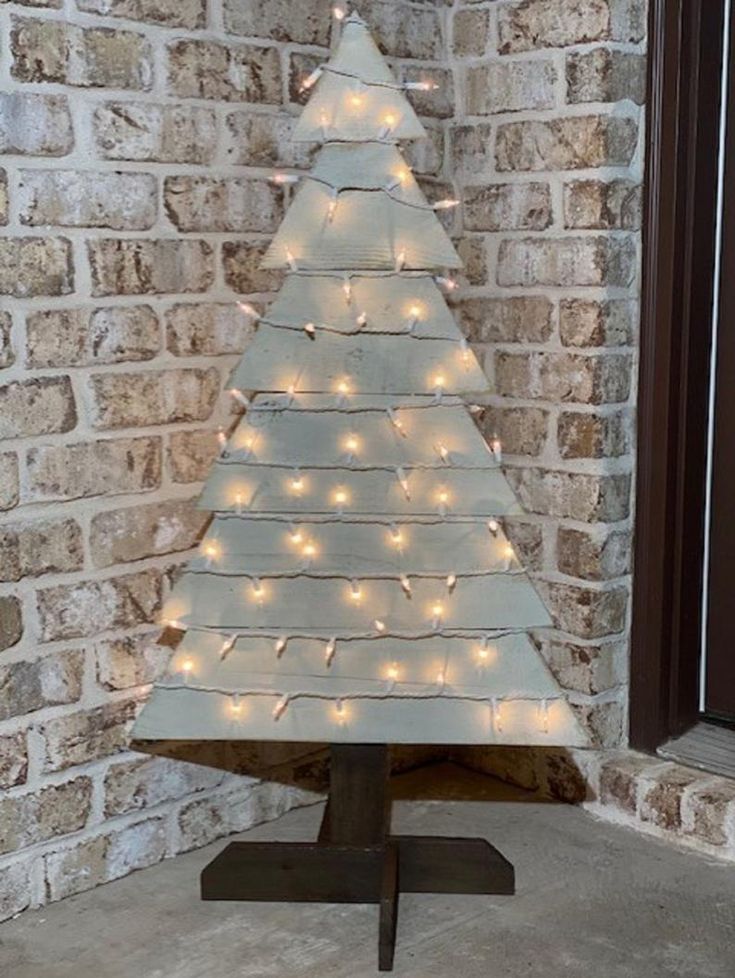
xmin=374 ymin=619 xmax=386 ymax=633
xmin=235 ymin=492 xmax=244 ymax=515
xmin=344 ymin=433 xmax=359 ymax=455
xmin=237 ymin=302 xmax=259 ymax=318
xmin=303 ymin=321 xmax=316 ymax=339
xmin=491 ymin=697 xmax=503 ymax=733
xmin=333 ymin=5 xmax=345 ymax=19
xmin=386 ymin=663 xmax=399 ymax=689
xmin=202 ymin=540 xmax=220 ymax=562
xmin=302 ymin=541 xmax=317 ymax=559
xmin=229 ymin=694 xmax=243 ymax=717
xmin=488 ymin=519 xmax=499 ymax=536
xmin=405 ymin=79 xmax=438 ymax=92
xmin=325 ymin=636 xmax=337 ymax=666
xmin=349 ymin=91 xmax=364 ymax=108
xmin=400 ymin=574 xmax=412 ymax=597
xmin=273 ymin=695 xmax=289 ymax=720
xmin=251 ymin=578 xmax=265 ymax=603
xmin=271 ymin=172 xmax=299 ymax=186
xmin=290 ymin=471 xmax=304 ymax=493
xmin=334 ymin=699 xmax=347 ymax=724
xmin=477 ymin=645 xmax=490 ymax=664
xmin=327 ymin=196 xmax=338 ymax=222
xmin=389 ymin=525 xmax=403 ymax=547
xmin=342 ymin=277 xmax=352 ymax=301
xmin=350 ymin=579 xmax=362 ymax=602
xmin=219 ymin=635 xmax=236 ymax=660
xmin=539 ymin=699 xmax=550 ymax=734
xmin=432 ymin=372 xmax=446 ymax=391
xmin=395 ymin=247 xmax=407 ymax=271
xmin=436 ymin=275 xmax=458 ymax=291
xmin=395 ymin=467 xmax=410 ymax=500
xmin=356 ymin=311 xmax=367 ymax=328
xmin=217 ymin=429 xmax=227 ymax=450
xmin=387 ymin=407 xmax=407 ymax=437
xmin=459 ymin=337 xmax=471 ymax=367
xmin=381 ymin=113 xmax=397 ymax=137
xmin=336 ymin=378 xmax=351 ymax=396
xmin=319 ymin=108 xmax=329 ymax=136
xmin=406 ymin=304 xmax=421 ymax=331
xmin=334 ymin=487 xmax=349 ymax=507
xmin=436 ymin=442 xmax=450 ymax=464
xmin=229 ymin=388 xmax=249 ymax=408
xmin=289 ymin=524 xmax=303 ymax=544
xmin=300 ymin=66 xmax=322 ymax=91
xmin=436 ymin=669 xmax=446 ymax=688
xmin=437 ymin=488 xmax=450 ymax=515
xmin=285 ymin=247 xmax=297 ymax=270
xmin=275 ymin=636 xmax=287 ymax=656
xmin=181 ymin=658 xmax=194 ymax=679
xmin=503 ymin=543 xmax=515 ymax=569
xmin=490 ymin=436 xmax=503 ymax=463
xmin=434 ymin=198 xmax=460 ymax=211
xmin=446 ymin=573 xmax=457 ymax=592
xmin=431 ymin=602 xmax=444 ymax=630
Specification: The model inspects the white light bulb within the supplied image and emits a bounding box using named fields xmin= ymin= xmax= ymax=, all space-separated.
xmin=395 ymin=247 xmax=407 ymax=271
xmin=488 ymin=519 xmax=499 ymax=536
xmin=374 ymin=619 xmax=386 ymax=633
xmin=300 ymin=66 xmax=322 ymax=91
xmin=325 ymin=636 xmax=337 ymax=666
xmin=202 ymin=540 xmax=220 ymax=562
xmin=237 ymin=302 xmax=259 ymax=318
xmin=234 ymin=492 xmax=244 ymax=515
xmin=434 ymin=198 xmax=459 ymax=211
xmin=431 ymin=602 xmax=444 ymax=630
xmin=436 ymin=669 xmax=445 ymax=689
xmin=406 ymin=304 xmax=421 ymax=331
xmin=344 ymin=433 xmax=359 ymax=455
xmin=395 ymin=467 xmax=411 ymax=500
xmin=219 ymin=635 xmax=236 ymax=660
xmin=333 ymin=487 xmax=349 ymax=508
xmin=217 ymin=429 xmax=227 ymax=449
xmin=302 ymin=541 xmax=317 ymax=560
xmin=290 ymin=471 xmax=304 ymax=493
xmin=436 ymin=442 xmax=450 ymax=464
xmin=356 ymin=311 xmax=367 ymax=329
xmin=180 ymin=657 xmax=194 ymax=679
xmin=303 ymin=321 xmax=316 ymax=339
xmin=490 ymin=436 xmax=503 ymax=463
xmin=289 ymin=524 xmax=303 ymax=544
xmin=400 ymin=574 xmax=412 ymax=597
xmin=491 ymin=697 xmax=503 ymax=733
xmin=386 ymin=663 xmax=399 ymax=689
xmin=350 ymin=579 xmax=362 ymax=602
xmin=387 ymin=407 xmax=407 ymax=437
xmin=327 ymin=196 xmax=338 ymax=222
xmin=335 ymin=699 xmax=347 ymax=724
xmin=389 ymin=524 xmax=403 ymax=547
xmin=229 ymin=388 xmax=249 ymax=408
xmin=539 ymin=699 xmax=550 ymax=734
xmin=273 ymin=695 xmax=289 ymax=720
xmin=342 ymin=277 xmax=352 ymax=301
xmin=251 ymin=578 xmax=264 ymax=603
xmin=271 ymin=172 xmax=299 ymax=186
xmin=229 ymin=694 xmax=243 ymax=717
xmin=446 ymin=573 xmax=457 ymax=592
xmin=285 ymin=248 xmax=297 ymax=270
xmin=333 ymin=5 xmax=345 ymax=19
xmin=275 ymin=636 xmax=287 ymax=656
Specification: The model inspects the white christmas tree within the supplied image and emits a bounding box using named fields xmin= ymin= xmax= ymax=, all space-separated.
xmin=133 ymin=13 xmax=587 ymax=749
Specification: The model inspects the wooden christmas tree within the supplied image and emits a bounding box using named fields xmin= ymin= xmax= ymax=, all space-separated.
xmin=133 ymin=12 xmax=587 ymax=751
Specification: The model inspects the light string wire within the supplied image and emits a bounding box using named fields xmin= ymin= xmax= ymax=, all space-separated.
xmin=182 ymin=567 xmax=523 ymax=581
xmin=163 ymin=625 xmax=532 ymax=642
xmin=254 ymin=317 xmax=463 ymax=341
xmin=298 ymin=174 xmax=457 ymax=214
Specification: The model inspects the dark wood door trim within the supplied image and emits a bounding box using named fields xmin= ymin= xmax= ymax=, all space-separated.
xmin=630 ymin=0 xmax=726 ymax=750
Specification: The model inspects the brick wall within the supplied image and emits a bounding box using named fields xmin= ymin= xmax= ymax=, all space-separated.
xmin=0 ymin=0 xmax=654 ymax=920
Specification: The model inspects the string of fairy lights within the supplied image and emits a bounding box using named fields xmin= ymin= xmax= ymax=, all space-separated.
xmin=150 ymin=6 xmax=565 ymax=740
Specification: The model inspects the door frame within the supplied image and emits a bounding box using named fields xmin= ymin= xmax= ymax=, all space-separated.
xmin=630 ymin=0 xmax=726 ymax=751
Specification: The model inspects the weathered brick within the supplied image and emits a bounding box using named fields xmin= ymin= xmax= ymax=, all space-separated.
xmin=0 ymin=237 xmax=73 ymax=297
xmin=88 ymin=239 xmax=214 ymax=296
xmin=0 ymin=861 xmax=31 ymax=924
xmin=41 ymin=701 xmax=139 ymax=771
xmin=177 ymin=782 xmax=293 ymax=851
xmin=0 ymin=596 xmax=23 ymax=652
xmin=558 ymin=410 xmax=630 ymax=458
xmin=454 ymin=237 xmax=489 ymax=286
xmin=27 ymin=436 xmax=161 ymax=501
xmin=0 ymin=732 xmax=28 ymax=789
xmin=166 ymin=39 xmax=281 ymax=103
xmin=88 ymin=367 xmax=219 ymax=430
xmin=0 ymin=454 xmax=19 ymax=512
xmin=167 ymin=429 xmax=219 ymax=483
xmin=37 ymin=569 xmax=162 ymax=641
xmin=11 ymin=18 xmax=153 ymax=90
xmin=560 ymin=298 xmax=636 ymax=348
xmin=104 ymin=757 xmax=222 ymax=817
xmin=0 ymin=169 xmax=8 ymax=225
xmin=478 ymin=405 xmax=549 ymax=457
xmin=358 ymin=2 xmax=442 ymax=60
xmin=95 ymin=102 xmax=216 ymax=164
xmin=0 ymin=92 xmax=73 ymax=157
xmin=465 ymin=181 xmax=553 ymax=232
xmin=458 ymin=296 xmax=553 ymax=345
xmin=542 ymin=580 xmax=628 ymax=639
xmin=641 ymin=765 xmax=707 ymax=832
xmin=19 ymin=170 xmax=157 ymax=230
xmin=0 ymin=651 xmax=84 ymax=721
xmin=0 ymin=377 xmax=76 ymax=439
xmin=684 ymin=781 xmax=735 ymax=847
xmin=467 ymin=61 xmax=556 ymax=115
xmin=494 ymin=352 xmax=632 ymax=404
xmin=45 ymin=818 xmax=166 ymax=901
xmin=503 ymin=519 xmax=544 ymax=571
xmin=223 ymin=0 xmax=331 ymax=43
xmin=0 ymin=778 xmax=92 ymax=855
xmin=397 ymin=65 xmax=455 ymax=121
xmin=97 ymin=633 xmax=171 ymax=690
xmin=557 ymin=526 xmax=632 ymax=580
xmin=222 ymin=240 xmax=284 ymax=294
xmin=288 ymin=51 xmax=324 ymax=106
xmin=0 ymin=313 xmax=13 ymax=369
xmin=497 ymin=237 xmax=636 ymax=288
xmin=0 ymin=518 xmax=83 ymax=582
xmin=450 ymin=124 xmax=494 ymax=179
xmin=574 ymin=698 xmax=625 ymax=748
xmin=26 ymin=306 xmax=159 ymax=369
xmin=452 ymin=7 xmax=490 ymax=57
xmin=498 ymin=0 xmax=646 ymax=53
xmin=163 ymin=176 xmax=282 ymax=233
xmin=496 ymin=116 xmax=639 ymax=171
xmin=165 ymin=303 xmax=256 ymax=357
xmin=564 ymin=179 xmax=642 ymax=230
xmin=78 ymin=0 xmax=206 ymax=28
xmin=599 ymin=754 xmax=652 ymax=812
xmin=567 ymin=48 xmax=646 ymax=105
xmin=541 ymin=637 xmax=626 ymax=695
xmin=225 ymin=111 xmax=313 ymax=168
xmin=90 ymin=498 xmax=206 ymax=568
xmin=507 ymin=468 xmax=632 ymax=522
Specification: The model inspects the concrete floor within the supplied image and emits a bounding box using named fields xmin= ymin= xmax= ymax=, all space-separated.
xmin=1 ymin=763 xmax=734 ymax=978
